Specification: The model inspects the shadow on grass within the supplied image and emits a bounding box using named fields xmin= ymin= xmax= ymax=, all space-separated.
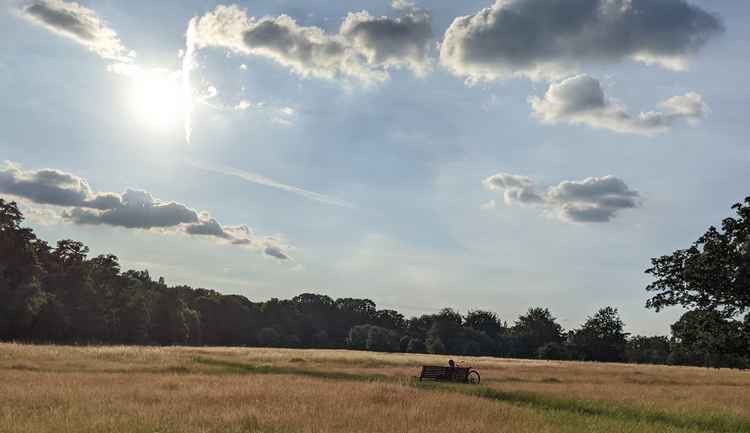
xmin=194 ymin=356 xmax=750 ymax=433
xmin=193 ymin=357 xmax=392 ymax=383
xmin=418 ymin=382 xmax=750 ymax=433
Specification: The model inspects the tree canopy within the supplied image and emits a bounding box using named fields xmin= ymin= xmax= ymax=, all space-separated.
xmin=646 ymin=196 xmax=750 ymax=317
xmin=2 ymin=197 xmax=750 ymax=368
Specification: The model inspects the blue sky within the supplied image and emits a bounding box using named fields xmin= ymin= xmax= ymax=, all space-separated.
xmin=2 ymin=0 xmax=749 ymax=335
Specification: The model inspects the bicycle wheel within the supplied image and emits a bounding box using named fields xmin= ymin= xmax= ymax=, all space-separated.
xmin=467 ymin=370 xmax=480 ymax=384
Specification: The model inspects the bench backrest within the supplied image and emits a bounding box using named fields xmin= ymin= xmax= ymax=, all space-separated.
xmin=419 ymin=365 xmax=469 ymax=380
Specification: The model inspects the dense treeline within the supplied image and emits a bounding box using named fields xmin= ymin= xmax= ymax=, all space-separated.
xmin=2 ymin=198 xmax=749 ymax=368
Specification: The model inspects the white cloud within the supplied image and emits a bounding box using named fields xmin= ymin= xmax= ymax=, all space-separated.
xmin=391 ymin=0 xmax=416 ymax=11
xmin=480 ymin=199 xmax=496 ymax=211
xmin=235 ymin=99 xmax=252 ymax=110
xmin=483 ymin=173 xmax=543 ymax=205
xmin=178 ymin=4 xmax=434 ymax=142
xmin=182 ymin=17 xmax=198 ymax=142
xmin=483 ymin=172 xmax=641 ymax=223
xmin=544 ymin=176 xmax=641 ymax=223
xmin=188 ymin=5 xmax=377 ymax=83
xmin=440 ymin=0 xmax=722 ymax=82
xmin=11 ymin=198 xmax=62 ymax=226
xmin=529 ymin=74 xmax=706 ymax=134
xmin=186 ymin=4 xmax=433 ymax=84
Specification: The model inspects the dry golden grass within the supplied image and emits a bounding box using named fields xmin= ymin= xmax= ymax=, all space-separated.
xmin=1 ymin=343 xmax=749 ymax=433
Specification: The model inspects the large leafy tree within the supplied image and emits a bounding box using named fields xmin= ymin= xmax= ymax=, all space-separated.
xmin=512 ymin=307 xmax=564 ymax=357
xmin=646 ymin=196 xmax=750 ymax=317
xmin=669 ymin=310 xmax=749 ymax=368
xmin=465 ymin=310 xmax=506 ymax=338
xmin=626 ymin=335 xmax=670 ymax=364
xmin=0 ymin=199 xmax=49 ymax=340
xmin=569 ymin=307 xmax=628 ymax=362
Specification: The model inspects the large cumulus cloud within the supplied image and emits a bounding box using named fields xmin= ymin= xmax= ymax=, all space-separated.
xmin=529 ymin=74 xmax=706 ymax=134
xmin=340 ymin=9 xmax=433 ymax=75
xmin=187 ymin=4 xmax=433 ymax=83
xmin=0 ymin=161 xmax=118 ymax=209
xmin=64 ymin=189 xmax=199 ymax=229
xmin=483 ymin=172 xmax=641 ymax=223
xmin=19 ymin=0 xmax=133 ymax=62
xmin=440 ymin=0 xmax=723 ymax=81
xmin=0 ymin=162 xmax=290 ymax=260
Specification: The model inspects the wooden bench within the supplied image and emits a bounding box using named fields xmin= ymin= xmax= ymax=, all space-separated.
xmin=418 ymin=365 xmax=471 ymax=382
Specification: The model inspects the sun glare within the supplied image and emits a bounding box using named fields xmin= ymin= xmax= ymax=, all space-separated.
xmin=129 ymin=69 xmax=184 ymax=131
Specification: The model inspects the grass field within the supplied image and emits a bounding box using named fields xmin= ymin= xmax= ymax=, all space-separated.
xmin=2 ymin=344 xmax=749 ymax=433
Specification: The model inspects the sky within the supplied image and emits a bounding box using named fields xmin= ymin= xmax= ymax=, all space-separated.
xmin=1 ymin=0 xmax=749 ymax=335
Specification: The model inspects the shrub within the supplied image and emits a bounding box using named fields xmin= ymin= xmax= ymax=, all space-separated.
xmin=406 ymin=338 xmax=426 ymax=353
xmin=256 ymin=327 xmax=283 ymax=347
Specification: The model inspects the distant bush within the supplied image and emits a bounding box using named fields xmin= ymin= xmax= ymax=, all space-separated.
xmin=406 ymin=338 xmax=425 ymax=353
xmin=256 ymin=328 xmax=283 ymax=347
xmin=366 ymin=326 xmax=398 ymax=352
xmin=426 ymin=335 xmax=446 ymax=354
xmin=537 ymin=342 xmax=570 ymax=360
xmin=347 ymin=325 xmax=372 ymax=350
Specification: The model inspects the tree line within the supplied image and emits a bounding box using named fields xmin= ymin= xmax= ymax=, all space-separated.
xmin=1 ymin=197 xmax=749 ymax=368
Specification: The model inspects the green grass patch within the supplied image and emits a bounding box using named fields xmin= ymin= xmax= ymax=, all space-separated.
xmin=192 ymin=357 xmax=391 ymax=382
xmin=194 ymin=357 xmax=750 ymax=433
xmin=417 ymin=382 xmax=750 ymax=433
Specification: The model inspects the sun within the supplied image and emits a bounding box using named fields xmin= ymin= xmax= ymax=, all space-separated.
xmin=128 ymin=69 xmax=185 ymax=131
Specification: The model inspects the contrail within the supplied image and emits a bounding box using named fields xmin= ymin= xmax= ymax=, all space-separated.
xmin=187 ymin=160 xmax=356 ymax=209
xmin=182 ymin=17 xmax=197 ymax=143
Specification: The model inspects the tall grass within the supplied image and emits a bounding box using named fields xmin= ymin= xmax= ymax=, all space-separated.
xmin=1 ymin=343 xmax=749 ymax=433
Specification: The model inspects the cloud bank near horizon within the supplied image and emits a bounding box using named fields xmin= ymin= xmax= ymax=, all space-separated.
xmin=0 ymin=162 xmax=290 ymax=260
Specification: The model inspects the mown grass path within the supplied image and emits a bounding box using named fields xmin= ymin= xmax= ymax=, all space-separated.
xmin=194 ymin=357 xmax=750 ymax=433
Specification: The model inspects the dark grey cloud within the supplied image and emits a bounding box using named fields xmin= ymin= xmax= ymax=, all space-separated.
xmin=20 ymin=0 xmax=132 ymax=62
xmin=0 ymin=162 xmax=289 ymax=260
xmin=66 ymin=189 xmax=199 ymax=229
xmin=241 ymin=16 xmax=350 ymax=79
xmin=26 ymin=2 xmax=94 ymax=40
xmin=529 ymin=74 xmax=706 ymax=134
xmin=184 ymin=217 xmax=230 ymax=238
xmin=189 ymin=5 xmax=433 ymax=83
xmin=0 ymin=162 xmax=91 ymax=207
xmin=545 ymin=176 xmax=640 ymax=222
xmin=0 ymin=161 xmax=118 ymax=209
xmin=441 ymin=0 xmax=723 ymax=81
xmin=341 ymin=9 xmax=433 ymax=74
xmin=264 ymin=244 xmax=290 ymax=260
xmin=183 ymin=218 xmax=289 ymax=259
xmin=483 ymin=172 xmax=640 ymax=223
xmin=184 ymin=217 xmax=256 ymax=246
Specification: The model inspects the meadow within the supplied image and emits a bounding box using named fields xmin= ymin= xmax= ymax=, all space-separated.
xmin=2 ymin=343 xmax=749 ymax=433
